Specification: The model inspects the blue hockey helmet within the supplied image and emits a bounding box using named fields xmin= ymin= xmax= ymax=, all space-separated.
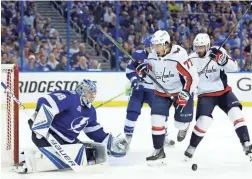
xmin=76 ymin=79 xmax=97 ymax=107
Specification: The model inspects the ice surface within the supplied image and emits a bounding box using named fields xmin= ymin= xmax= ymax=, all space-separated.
xmin=1 ymin=107 xmax=252 ymax=179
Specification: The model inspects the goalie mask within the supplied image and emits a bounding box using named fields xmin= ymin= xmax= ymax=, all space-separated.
xmin=193 ymin=33 xmax=210 ymax=58
xmin=76 ymin=79 xmax=97 ymax=107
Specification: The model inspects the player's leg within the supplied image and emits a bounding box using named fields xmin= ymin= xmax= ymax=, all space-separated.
xmin=173 ymin=94 xmax=194 ymax=142
xmin=146 ymin=95 xmax=172 ymax=163
xmin=219 ymin=91 xmax=252 ymax=160
xmin=184 ymin=96 xmax=217 ymax=159
xmin=123 ymin=90 xmax=144 ymax=149
xmin=145 ymin=91 xmax=175 ymax=146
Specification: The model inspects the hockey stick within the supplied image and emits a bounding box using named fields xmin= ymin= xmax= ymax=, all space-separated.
xmin=96 ymin=25 xmax=173 ymax=98
xmin=1 ymin=82 xmax=82 ymax=172
xmin=95 ymin=91 xmax=126 ymax=109
xmin=199 ymin=3 xmax=252 ymax=77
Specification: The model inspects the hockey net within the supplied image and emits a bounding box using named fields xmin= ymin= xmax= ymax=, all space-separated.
xmin=1 ymin=64 xmax=19 ymax=166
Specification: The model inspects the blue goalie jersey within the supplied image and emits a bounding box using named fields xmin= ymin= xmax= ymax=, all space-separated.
xmin=126 ymin=50 xmax=154 ymax=91
xmin=35 ymin=90 xmax=107 ymax=143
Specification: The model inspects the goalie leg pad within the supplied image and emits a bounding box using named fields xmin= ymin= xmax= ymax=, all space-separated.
xmin=16 ymin=144 xmax=89 ymax=173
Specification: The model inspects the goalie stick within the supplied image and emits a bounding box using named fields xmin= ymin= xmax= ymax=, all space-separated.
xmin=1 ymin=82 xmax=82 ymax=172
xmin=200 ymin=2 xmax=252 ymax=78
xmin=95 ymin=91 xmax=126 ymax=109
xmin=96 ymin=25 xmax=173 ymax=99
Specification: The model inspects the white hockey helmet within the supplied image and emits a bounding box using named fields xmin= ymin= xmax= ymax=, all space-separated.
xmin=151 ymin=30 xmax=171 ymax=45
xmin=193 ymin=33 xmax=210 ymax=51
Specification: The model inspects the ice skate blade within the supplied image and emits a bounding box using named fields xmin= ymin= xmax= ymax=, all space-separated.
xmin=184 ymin=156 xmax=192 ymax=162
xmin=12 ymin=165 xmax=28 ymax=174
xmin=147 ymin=158 xmax=167 ymax=166
xmin=248 ymin=153 xmax=252 ymax=162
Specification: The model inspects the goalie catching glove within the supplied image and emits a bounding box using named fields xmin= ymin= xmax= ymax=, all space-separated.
xmin=102 ymin=133 xmax=127 ymax=157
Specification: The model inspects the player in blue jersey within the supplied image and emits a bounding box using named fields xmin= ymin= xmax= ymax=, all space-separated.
xmin=16 ymin=79 xmax=127 ymax=173
xmin=121 ymin=37 xmax=175 ymax=153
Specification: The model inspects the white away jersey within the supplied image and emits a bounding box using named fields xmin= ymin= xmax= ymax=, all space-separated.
xmin=189 ymin=46 xmax=238 ymax=96
xmin=148 ymin=45 xmax=198 ymax=96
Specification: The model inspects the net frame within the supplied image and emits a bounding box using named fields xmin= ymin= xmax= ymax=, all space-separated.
xmin=1 ymin=64 xmax=19 ymax=165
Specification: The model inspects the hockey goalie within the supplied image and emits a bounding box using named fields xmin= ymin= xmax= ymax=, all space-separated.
xmin=15 ymin=79 xmax=127 ymax=173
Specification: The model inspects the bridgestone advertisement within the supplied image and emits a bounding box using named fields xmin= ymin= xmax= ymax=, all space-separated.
xmin=19 ymin=73 xmax=252 ymax=106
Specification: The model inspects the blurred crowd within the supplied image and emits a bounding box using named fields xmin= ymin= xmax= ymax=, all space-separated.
xmin=1 ymin=1 xmax=99 ymax=71
xmin=2 ymin=1 xmax=252 ymax=72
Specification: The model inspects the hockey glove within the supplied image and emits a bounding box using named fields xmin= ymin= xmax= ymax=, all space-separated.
xmin=102 ymin=134 xmax=127 ymax=157
xmin=209 ymin=47 xmax=228 ymax=66
xmin=135 ymin=62 xmax=148 ymax=78
xmin=176 ymin=90 xmax=191 ymax=108
xmin=130 ymin=77 xmax=143 ymax=91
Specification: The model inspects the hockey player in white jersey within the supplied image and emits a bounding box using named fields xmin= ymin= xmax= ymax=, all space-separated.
xmin=184 ymin=33 xmax=252 ymax=161
xmin=16 ymin=79 xmax=127 ymax=173
xmin=136 ymin=30 xmax=198 ymax=163
xmin=121 ymin=37 xmax=175 ymax=153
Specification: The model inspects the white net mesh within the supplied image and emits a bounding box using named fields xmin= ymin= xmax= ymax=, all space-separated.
xmin=1 ymin=64 xmax=18 ymax=166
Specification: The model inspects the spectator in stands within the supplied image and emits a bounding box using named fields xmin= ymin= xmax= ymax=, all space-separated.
xmin=244 ymin=34 xmax=252 ymax=54
xmin=140 ymin=25 xmax=149 ymax=42
xmin=168 ymin=2 xmax=181 ymax=12
xmin=39 ymin=46 xmax=46 ymax=58
xmin=47 ymin=53 xmax=59 ymax=70
xmin=70 ymin=40 xmax=79 ymax=55
xmin=75 ymin=56 xmax=88 ymax=71
xmin=233 ymin=48 xmax=244 ymax=71
xmin=24 ymin=55 xmax=37 ymax=71
xmin=1 ymin=53 xmax=8 ymax=64
xmin=24 ymin=10 xmax=36 ymax=28
xmin=36 ymin=54 xmax=51 ymax=71
xmin=226 ymin=33 xmax=240 ymax=50
xmin=52 ymin=30 xmax=61 ymax=44
xmin=56 ymin=55 xmax=67 ymax=71
xmin=120 ymin=12 xmax=131 ymax=29
xmin=28 ymin=28 xmax=37 ymax=42
xmin=51 ymin=46 xmax=60 ymax=61
xmin=104 ymin=7 xmax=116 ymax=25
xmin=224 ymin=44 xmax=232 ymax=56
xmin=244 ymin=52 xmax=252 ymax=72
xmin=127 ymin=38 xmax=134 ymax=51
xmin=134 ymin=33 xmax=142 ymax=48
xmin=71 ymin=43 xmax=87 ymax=68
xmin=79 ymin=6 xmax=89 ymax=25
xmin=96 ymin=26 xmax=113 ymax=54
xmin=9 ymin=55 xmax=17 ymax=65
xmin=40 ymin=38 xmax=51 ymax=58
xmin=91 ymin=60 xmax=100 ymax=69
xmin=125 ymin=24 xmax=136 ymax=41
xmin=119 ymin=42 xmax=131 ymax=70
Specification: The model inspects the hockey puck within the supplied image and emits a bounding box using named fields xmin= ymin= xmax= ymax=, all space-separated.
xmin=191 ymin=164 xmax=198 ymax=171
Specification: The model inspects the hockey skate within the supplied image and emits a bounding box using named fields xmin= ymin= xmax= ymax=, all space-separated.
xmin=184 ymin=145 xmax=196 ymax=162
xmin=177 ymin=128 xmax=188 ymax=142
xmin=164 ymin=134 xmax=175 ymax=146
xmin=243 ymin=142 xmax=252 ymax=162
xmin=12 ymin=161 xmax=28 ymax=174
xmin=146 ymin=148 xmax=166 ymax=166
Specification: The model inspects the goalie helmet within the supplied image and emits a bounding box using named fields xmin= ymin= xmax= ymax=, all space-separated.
xmin=193 ymin=33 xmax=210 ymax=51
xmin=76 ymin=79 xmax=97 ymax=107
